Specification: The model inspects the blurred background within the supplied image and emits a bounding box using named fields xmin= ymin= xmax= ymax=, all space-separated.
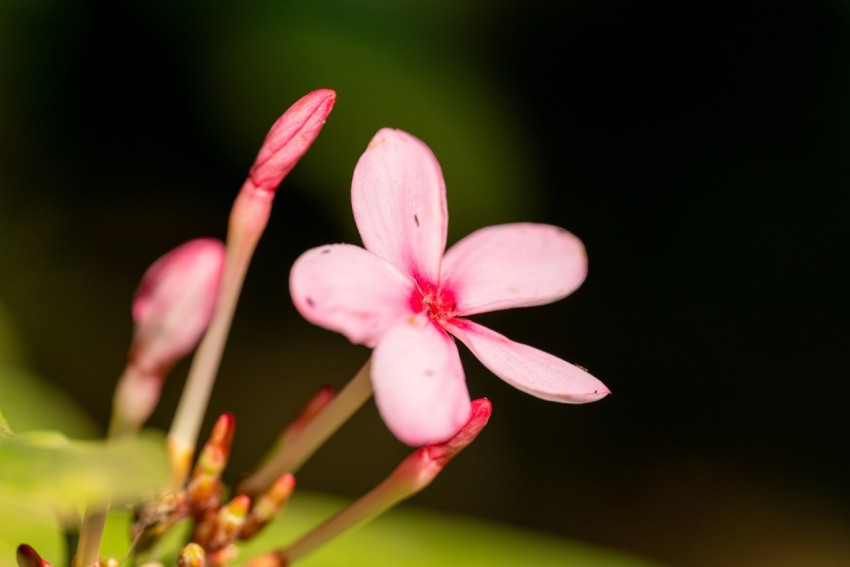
xmin=1 ymin=1 xmax=849 ymax=566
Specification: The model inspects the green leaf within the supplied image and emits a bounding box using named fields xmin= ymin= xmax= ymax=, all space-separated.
xmin=237 ymin=491 xmax=666 ymax=567
xmin=0 ymin=431 xmax=170 ymax=567
xmin=0 ymin=366 xmax=99 ymax=439
xmin=0 ymin=430 xmax=170 ymax=513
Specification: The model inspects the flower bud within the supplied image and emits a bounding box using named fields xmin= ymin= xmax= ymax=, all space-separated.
xmin=247 ymin=89 xmax=337 ymax=194
xmin=16 ymin=545 xmax=51 ymax=567
xmin=130 ymin=238 xmax=226 ymax=375
xmin=177 ymin=543 xmax=206 ymax=567
xmin=110 ymin=238 xmax=225 ymax=437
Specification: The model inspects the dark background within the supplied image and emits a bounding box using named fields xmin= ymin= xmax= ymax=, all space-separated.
xmin=1 ymin=2 xmax=849 ymax=566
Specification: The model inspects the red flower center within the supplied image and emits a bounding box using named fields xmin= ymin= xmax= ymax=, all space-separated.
xmin=410 ymin=279 xmax=457 ymax=324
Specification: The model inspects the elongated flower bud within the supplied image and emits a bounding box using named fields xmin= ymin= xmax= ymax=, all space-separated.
xmin=187 ymin=413 xmax=235 ymax=512
xmin=388 ymin=397 xmax=493 ymax=493
xmin=229 ymin=89 xmax=337 ymax=250
xmin=247 ymin=89 xmax=337 ymax=194
xmin=110 ymin=238 xmax=225 ymax=437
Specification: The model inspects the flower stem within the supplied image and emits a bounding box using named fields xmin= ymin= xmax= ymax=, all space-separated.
xmin=237 ymin=359 xmax=373 ymax=496
xmin=165 ymin=90 xmax=335 ymax=485
xmin=280 ymin=398 xmax=492 ymax=564
xmin=74 ymin=506 xmax=107 ymax=567
xmin=282 ymin=471 xmax=408 ymax=564
xmin=167 ymin=192 xmax=269 ymax=485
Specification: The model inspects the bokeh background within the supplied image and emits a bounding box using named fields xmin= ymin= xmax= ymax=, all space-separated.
xmin=1 ymin=1 xmax=849 ymax=566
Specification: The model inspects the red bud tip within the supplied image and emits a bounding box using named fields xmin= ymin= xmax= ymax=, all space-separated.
xmin=208 ymin=495 xmax=252 ymax=550
xmin=240 ymin=473 xmax=296 ymax=540
xmin=281 ymin=386 xmax=335 ymax=443
xmin=268 ymin=472 xmax=296 ymax=501
xmin=299 ymin=385 xmax=335 ymax=423
xmin=199 ymin=412 xmax=236 ymax=471
xmin=16 ymin=545 xmax=50 ymax=567
xmin=424 ymin=398 xmax=492 ymax=467
xmin=390 ymin=399 xmax=492 ymax=494
xmin=225 ymin=494 xmax=252 ymax=517
xmin=247 ymin=89 xmax=337 ymax=193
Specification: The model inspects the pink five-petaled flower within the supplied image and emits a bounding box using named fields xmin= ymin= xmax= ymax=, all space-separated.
xmin=290 ymin=129 xmax=610 ymax=446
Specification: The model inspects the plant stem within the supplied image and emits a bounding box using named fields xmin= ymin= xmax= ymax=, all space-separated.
xmin=238 ymin=359 xmax=373 ymax=496
xmin=74 ymin=506 xmax=107 ymax=567
xmin=282 ymin=469 xmax=408 ymax=564
xmin=167 ymin=190 xmax=271 ymax=485
xmin=280 ymin=398 xmax=492 ymax=564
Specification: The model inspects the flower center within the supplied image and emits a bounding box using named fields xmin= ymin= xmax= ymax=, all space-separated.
xmin=411 ymin=280 xmax=456 ymax=324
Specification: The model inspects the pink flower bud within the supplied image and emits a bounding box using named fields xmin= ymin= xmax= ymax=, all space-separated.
xmin=395 ymin=398 xmax=493 ymax=491
xmin=131 ymin=238 xmax=226 ymax=375
xmin=247 ymin=88 xmax=337 ymax=194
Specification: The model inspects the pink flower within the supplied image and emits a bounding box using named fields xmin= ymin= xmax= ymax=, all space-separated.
xmin=290 ymin=129 xmax=609 ymax=446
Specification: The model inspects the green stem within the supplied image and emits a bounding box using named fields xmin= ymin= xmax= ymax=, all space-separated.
xmin=167 ymin=189 xmax=271 ymax=485
xmin=74 ymin=506 xmax=107 ymax=567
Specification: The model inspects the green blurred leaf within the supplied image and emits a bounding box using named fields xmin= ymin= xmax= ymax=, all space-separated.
xmin=0 ymin=430 xmax=169 ymax=512
xmin=0 ymin=365 xmax=100 ymax=439
xmin=0 ymin=431 xmax=170 ymax=567
xmin=238 ymin=491 xmax=665 ymax=567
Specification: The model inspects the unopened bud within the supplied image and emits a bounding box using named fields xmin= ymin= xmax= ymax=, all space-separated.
xmin=110 ymin=239 xmax=225 ymax=437
xmin=187 ymin=413 xmax=235 ymax=512
xmin=177 ymin=543 xmax=206 ymax=567
xmin=16 ymin=545 xmax=51 ymax=567
xmin=240 ymin=473 xmax=296 ymax=540
xmin=131 ymin=238 xmax=226 ymax=375
xmin=247 ymin=89 xmax=337 ymax=193
xmin=229 ymin=90 xmax=336 ymax=253
xmin=208 ymin=494 xmax=251 ymax=550
xmin=390 ymin=398 xmax=493 ymax=494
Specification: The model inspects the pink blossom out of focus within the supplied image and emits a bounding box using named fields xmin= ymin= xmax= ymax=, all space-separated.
xmin=131 ymin=238 xmax=226 ymax=376
xmin=290 ymin=129 xmax=609 ymax=446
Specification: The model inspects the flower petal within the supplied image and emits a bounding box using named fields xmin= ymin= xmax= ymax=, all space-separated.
xmin=441 ymin=223 xmax=587 ymax=316
xmin=372 ymin=315 xmax=472 ymax=446
xmin=352 ymin=128 xmax=448 ymax=283
xmin=446 ymin=319 xmax=609 ymax=403
xmin=290 ymin=244 xmax=415 ymax=347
